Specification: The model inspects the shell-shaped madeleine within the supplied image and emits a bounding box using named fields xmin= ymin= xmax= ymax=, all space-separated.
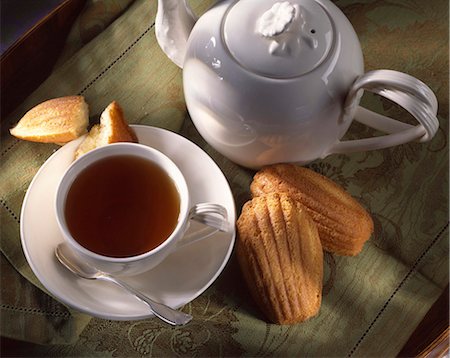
xmin=10 ymin=96 xmax=88 ymax=143
xmin=251 ymin=164 xmax=374 ymax=256
xmin=237 ymin=192 xmax=323 ymax=324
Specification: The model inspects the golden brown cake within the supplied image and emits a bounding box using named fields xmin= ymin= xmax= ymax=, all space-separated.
xmin=10 ymin=96 xmax=89 ymax=143
xmin=236 ymin=192 xmax=323 ymax=325
xmin=74 ymin=101 xmax=137 ymax=159
xmin=250 ymin=163 xmax=374 ymax=256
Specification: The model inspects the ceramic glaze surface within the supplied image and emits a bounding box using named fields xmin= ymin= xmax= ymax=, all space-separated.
xmin=257 ymin=1 xmax=296 ymax=37
xmin=183 ymin=0 xmax=363 ymax=168
xmin=155 ymin=0 xmax=197 ymax=68
xmin=55 ymin=143 xmax=229 ymax=276
xmin=224 ymin=0 xmax=335 ymax=78
xmin=156 ymin=0 xmax=439 ymax=169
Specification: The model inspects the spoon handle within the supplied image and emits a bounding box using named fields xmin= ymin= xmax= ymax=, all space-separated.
xmin=99 ymin=274 xmax=192 ymax=326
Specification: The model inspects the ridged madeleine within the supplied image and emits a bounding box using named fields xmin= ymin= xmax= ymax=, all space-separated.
xmin=251 ymin=164 xmax=374 ymax=256
xmin=10 ymin=96 xmax=88 ymax=143
xmin=237 ymin=192 xmax=323 ymax=325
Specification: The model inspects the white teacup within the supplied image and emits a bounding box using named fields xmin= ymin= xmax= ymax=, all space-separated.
xmin=55 ymin=142 xmax=229 ymax=276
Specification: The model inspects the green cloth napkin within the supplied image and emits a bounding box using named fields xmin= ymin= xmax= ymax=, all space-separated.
xmin=1 ymin=0 xmax=448 ymax=355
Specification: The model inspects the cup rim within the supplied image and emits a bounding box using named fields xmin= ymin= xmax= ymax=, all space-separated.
xmin=55 ymin=142 xmax=189 ymax=263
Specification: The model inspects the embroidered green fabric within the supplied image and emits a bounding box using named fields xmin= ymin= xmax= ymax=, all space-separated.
xmin=0 ymin=0 xmax=448 ymax=356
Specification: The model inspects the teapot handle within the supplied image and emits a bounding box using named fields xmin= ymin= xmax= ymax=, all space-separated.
xmin=327 ymin=69 xmax=439 ymax=155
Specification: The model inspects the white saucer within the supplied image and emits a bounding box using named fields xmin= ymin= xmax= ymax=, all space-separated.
xmin=20 ymin=125 xmax=236 ymax=320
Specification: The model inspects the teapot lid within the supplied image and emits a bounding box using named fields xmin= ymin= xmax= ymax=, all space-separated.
xmin=223 ymin=0 xmax=334 ymax=78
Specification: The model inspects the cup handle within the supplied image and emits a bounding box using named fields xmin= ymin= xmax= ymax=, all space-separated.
xmin=175 ymin=203 xmax=230 ymax=249
xmin=326 ymin=69 xmax=439 ymax=156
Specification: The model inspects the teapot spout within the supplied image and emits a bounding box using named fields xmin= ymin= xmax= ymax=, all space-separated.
xmin=155 ymin=0 xmax=197 ymax=68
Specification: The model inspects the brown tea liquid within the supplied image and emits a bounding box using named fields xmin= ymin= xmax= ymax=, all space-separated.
xmin=65 ymin=155 xmax=180 ymax=257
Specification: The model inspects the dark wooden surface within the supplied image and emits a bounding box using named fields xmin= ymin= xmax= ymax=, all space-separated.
xmin=0 ymin=1 xmax=448 ymax=356
xmin=0 ymin=0 xmax=86 ymax=120
xmin=398 ymin=285 xmax=449 ymax=357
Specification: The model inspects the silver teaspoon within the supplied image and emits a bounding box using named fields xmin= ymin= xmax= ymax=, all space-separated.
xmin=55 ymin=243 xmax=192 ymax=326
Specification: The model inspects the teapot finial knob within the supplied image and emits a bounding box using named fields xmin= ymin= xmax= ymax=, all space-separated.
xmin=257 ymin=2 xmax=304 ymax=57
xmin=257 ymin=1 xmax=296 ymax=37
xmin=223 ymin=0 xmax=334 ymax=77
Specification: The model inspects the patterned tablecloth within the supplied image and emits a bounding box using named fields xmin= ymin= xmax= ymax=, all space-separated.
xmin=1 ymin=0 xmax=448 ymax=356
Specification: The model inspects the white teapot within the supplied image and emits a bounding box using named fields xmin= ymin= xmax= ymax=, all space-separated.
xmin=156 ymin=0 xmax=439 ymax=169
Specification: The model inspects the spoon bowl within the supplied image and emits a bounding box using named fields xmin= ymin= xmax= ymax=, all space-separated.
xmin=55 ymin=243 xmax=193 ymax=326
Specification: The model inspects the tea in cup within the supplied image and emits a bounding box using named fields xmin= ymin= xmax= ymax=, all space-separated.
xmin=55 ymin=142 xmax=229 ymax=276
